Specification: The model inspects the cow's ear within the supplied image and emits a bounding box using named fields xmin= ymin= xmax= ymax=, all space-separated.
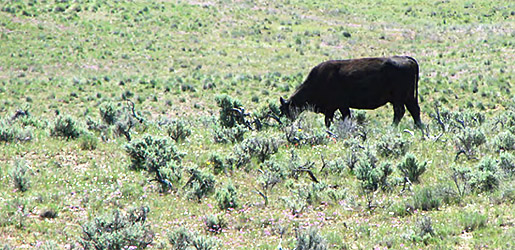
xmin=280 ymin=97 xmax=287 ymax=105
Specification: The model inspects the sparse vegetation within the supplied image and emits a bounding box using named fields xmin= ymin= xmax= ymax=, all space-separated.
xmin=0 ymin=0 xmax=513 ymax=248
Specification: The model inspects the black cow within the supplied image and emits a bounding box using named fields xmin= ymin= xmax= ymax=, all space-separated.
xmin=279 ymin=56 xmax=423 ymax=128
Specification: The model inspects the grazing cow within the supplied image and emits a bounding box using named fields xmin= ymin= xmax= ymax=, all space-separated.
xmin=279 ymin=56 xmax=423 ymax=128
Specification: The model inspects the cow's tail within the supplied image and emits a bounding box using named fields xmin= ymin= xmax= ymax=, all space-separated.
xmin=406 ymin=56 xmax=419 ymax=101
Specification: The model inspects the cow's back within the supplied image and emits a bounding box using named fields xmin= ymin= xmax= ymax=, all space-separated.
xmin=293 ymin=56 xmax=418 ymax=110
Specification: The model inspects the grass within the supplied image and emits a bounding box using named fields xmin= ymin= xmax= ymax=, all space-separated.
xmin=0 ymin=0 xmax=514 ymax=249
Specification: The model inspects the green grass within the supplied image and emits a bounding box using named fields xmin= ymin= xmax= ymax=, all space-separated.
xmin=0 ymin=0 xmax=514 ymax=249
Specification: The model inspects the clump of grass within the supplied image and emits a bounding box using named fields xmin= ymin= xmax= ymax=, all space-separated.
xmin=0 ymin=198 xmax=28 ymax=229
xmin=412 ymin=216 xmax=436 ymax=245
xmin=459 ymin=212 xmax=488 ymax=232
xmin=79 ymin=207 xmax=153 ymax=249
xmin=79 ymin=133 xmax=98 ymax=150
xmin=203 ymin=214 xmax=226 ymax=234
xmin=412 ymin=186 xmax=442 ymax=211
xmin=51 ymin=115 xmax=83 ymax=139
xmin=295 ymin=226 xmax=328 ymax=250
xmin=0 ymin=118 xmax=32 ymax=143
xmin=284 ymin=120 xmax=330 ymax=146
xmin=10 ymin=160 xmax=30 ymax=192
xmin=168 ymin=227 xmax=218 ymax=250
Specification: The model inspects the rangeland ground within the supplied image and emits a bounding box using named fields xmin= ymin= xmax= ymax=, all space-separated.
xmin=0 ymin=0 xmax=514 ymax=249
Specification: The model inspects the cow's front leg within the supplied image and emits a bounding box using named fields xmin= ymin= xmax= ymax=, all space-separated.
xmin=324 ymin=109 xmax=336 ymax=128
xmin=339 ymin=108 xmax=351 ymax=121
xmin=392 ymin=103 xmax=405 ymax=126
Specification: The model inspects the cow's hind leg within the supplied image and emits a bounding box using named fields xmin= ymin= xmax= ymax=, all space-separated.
xmin=405 ymin=99 xmax=423 ymax=129
xmin=392 ymin=103 xmax=405 ymax=126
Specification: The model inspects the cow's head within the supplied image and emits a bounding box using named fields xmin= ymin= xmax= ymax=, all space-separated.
xmin=279 ymin=97 xmax=298 ymax=120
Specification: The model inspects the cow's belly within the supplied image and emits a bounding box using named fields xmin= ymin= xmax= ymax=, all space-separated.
xmin=348 ymin=98 xmax=388 ymax=109
xmin=345 ymin=85 xmax=391 ymax=109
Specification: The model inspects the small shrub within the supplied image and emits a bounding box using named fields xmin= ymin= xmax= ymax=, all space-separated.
xmin=208 ymin=152 xmax=231 ymax=175
xmin=79 ymin=133 xmax=98 ymax=150
xmin=252 ymin=101 xmax=282 ymax=129
xmin=492 ymin=130 xmax=515 ymax=151
xmin=469 ymin=157 xmax=499 ymax=192
xmin=295 ymin=226 xmax=328 ymax=250
xmin=234 ymin=136 xmax=279 ymax=163
xmin=397 ymin=153 xmax=427 ymax=184
xmin=324 ymin=187 xmax=347 ymax=204
xmin=355 ymin=156 xmax=392 ymax=194
xmin=282 ymin=188 xmax=308 ymax=216
xmin=451 ymin=164 xmax=472 ymax=199
xmin=184 ymin=168 xmax=216 ymax=201
xmin=51 ymin=115 xmax=82 ymax=139
xmin=499 ymin=152 xmax=514 ymax=177
xmin=493 ymin=110 xmax=515 ymax=134
xmin=125 ymin=135 xmax=183 ymax=191
xmin=215 ymin=94 xmax=244 ymax=128
xmin=306 ymin=183 xmax=328 ymax=205
xmin=353 ymin=110 xmax=367 ymax=124
xmin=213 ymin=124 xmax=248 ymax=144
xmin=164 ymin=119 xmax=192 ymax=142
xmin=125 ymin=135 xmax=183 ymax=171
xmin=10 ymin=160 xmax=30 ymax=192
xmin=258 ymin=159 xmax=288 ymax=190
xmin=79 ymin=207 xmax=154 ymax=249
xmin=320 ymin=156 xmax=346 ymax=175
xmin=215 ymin=182 xmax=239 ymax=210
xmin=99 ymin=102 xmax=120 ymax=125
xmin=377 ymin=133 xmax=410 ymax=157
xmin=203 ymin=214 xmax=226 ymax=234
xmin=455 ymin=127 xmax=486 ymax=158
